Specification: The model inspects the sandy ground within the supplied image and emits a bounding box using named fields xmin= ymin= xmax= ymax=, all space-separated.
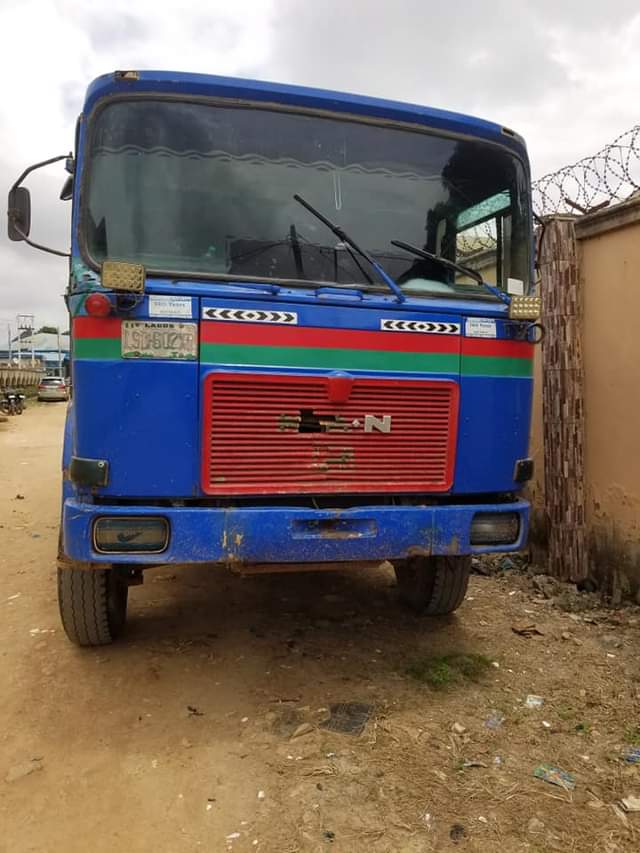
xmin=1 ymin=404 xmax=640 ymax=853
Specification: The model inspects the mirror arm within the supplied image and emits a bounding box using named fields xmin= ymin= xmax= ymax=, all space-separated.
xmin=9 ymin=152 xmax=73 ymax=257
xmin=8 ymin=219 xmax=70 ymax=258
xmin=10 ymin=153 xmax=71 ymax=193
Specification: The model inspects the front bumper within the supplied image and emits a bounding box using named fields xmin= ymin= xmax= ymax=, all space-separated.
xmin=38 ymin=391 xmax=68 ymax=401
xmin=63 ymin=498 xmax=529 ymax=566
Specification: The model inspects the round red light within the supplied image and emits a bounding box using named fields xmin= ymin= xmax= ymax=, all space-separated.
xmin=85 ymin=292 xmax=112 ymax=318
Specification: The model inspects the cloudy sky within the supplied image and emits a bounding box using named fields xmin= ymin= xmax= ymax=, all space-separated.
xmin=1 ymin=0 xmax=639 ymax=331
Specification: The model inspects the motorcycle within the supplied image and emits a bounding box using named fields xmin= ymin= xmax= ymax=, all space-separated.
xmin=14 ymin=392 xmax=25 ymax=414
xmin=1 ymin=389 xmax=25 ymax=415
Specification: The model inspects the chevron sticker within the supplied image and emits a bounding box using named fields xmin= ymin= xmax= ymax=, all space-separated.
xmin=381 ymin=319 xmax=461 ymax=335
xmin=202 ymin=307 xmax=298 ymax=324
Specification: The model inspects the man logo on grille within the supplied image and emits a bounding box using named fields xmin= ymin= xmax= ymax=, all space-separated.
xmin=363 ymin=415 xmax=392 ymax=433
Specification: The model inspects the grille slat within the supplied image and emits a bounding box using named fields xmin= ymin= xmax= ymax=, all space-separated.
xmin=202 ymin=373 xmax=459 ymax=496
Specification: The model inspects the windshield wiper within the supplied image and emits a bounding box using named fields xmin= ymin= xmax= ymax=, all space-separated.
xmin=390 ymin=239 xmax=509 ymax=303
xmin=294 ymin=194 xmax=405 ymax=302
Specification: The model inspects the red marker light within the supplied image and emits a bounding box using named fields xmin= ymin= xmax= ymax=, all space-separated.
xmin=85 ymin=292 xmax=112 ymax=317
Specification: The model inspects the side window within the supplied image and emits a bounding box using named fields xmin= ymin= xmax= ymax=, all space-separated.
xmin=454 ymin=191 xmax=511 ymax=288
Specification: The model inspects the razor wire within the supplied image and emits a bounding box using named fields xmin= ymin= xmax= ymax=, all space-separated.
xmin=457 ymin=124 xmax=640 ymax=261
xmin=532 ymin=124 xmax=640 ymax=217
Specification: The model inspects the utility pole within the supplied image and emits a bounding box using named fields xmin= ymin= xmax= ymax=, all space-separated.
xmin=57 ymin=328 xmax=62 ymax=376
xmin=17 ymin=314 xmax=35 ymax=367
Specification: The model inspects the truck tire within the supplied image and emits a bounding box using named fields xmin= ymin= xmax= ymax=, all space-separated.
xmin=58 ymin=566 xmax=128 ymax=646
xmin=393 ymin=555 xmax=471 ymax=615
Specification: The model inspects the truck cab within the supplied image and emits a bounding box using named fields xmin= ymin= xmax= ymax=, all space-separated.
xmin=7 ymin=71 xmax=539 ymax=645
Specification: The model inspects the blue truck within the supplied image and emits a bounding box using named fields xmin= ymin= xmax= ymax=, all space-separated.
xmin=7 ymin=70 xmax=540 ymax=645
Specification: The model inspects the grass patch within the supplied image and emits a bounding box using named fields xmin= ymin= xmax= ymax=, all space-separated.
xmin=406 ymin=653 xmax=492 ymax=689
xmin=625 ymin=724 xmax=640 ymax=745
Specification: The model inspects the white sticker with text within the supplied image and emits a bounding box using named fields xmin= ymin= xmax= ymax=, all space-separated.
xmin=148 ymin=295 xmax=193 ymax=318
xmin=465 ymin=318 xmax=497 ymax=338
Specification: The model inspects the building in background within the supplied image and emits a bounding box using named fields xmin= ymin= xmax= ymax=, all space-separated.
xmin=0 ymin=331 xmax=70 ymax=376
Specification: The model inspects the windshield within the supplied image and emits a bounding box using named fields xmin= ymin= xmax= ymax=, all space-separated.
xmin=84 ymin=100 xmax=531 ymax=297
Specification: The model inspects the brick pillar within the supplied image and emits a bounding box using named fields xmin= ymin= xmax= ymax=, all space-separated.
xmin=538 ymin=216 xmax=587 ymax=581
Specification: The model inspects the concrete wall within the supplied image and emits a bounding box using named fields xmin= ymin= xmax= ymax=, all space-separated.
xmin=531 ymin=197 xmax=640 ymax=594
xmin=0 ymin=363 xmax=45 ymax=388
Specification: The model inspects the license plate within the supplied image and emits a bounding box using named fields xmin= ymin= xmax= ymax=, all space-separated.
xmin=121 ymin=321 xmax=198 ymax=360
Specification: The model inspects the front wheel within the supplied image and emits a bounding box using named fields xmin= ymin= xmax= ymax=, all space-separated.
xmin=393 ymin=555 xmax=471 ymax=615
xmin=58 ymin=565 xmax=128 ymax=646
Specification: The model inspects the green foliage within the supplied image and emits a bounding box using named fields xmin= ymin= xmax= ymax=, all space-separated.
xmin=407 ymin=653 xmax=492 ymax=689
xmin=624 ymin=724 xmax=640 ymax=746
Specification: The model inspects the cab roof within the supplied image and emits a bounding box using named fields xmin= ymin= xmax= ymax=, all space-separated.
xmin=83 ymin=70 xmax=528 ymax=166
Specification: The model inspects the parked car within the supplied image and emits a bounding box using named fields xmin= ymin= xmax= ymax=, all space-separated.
xmin=38 ymin=377 xmax=69 ymax=402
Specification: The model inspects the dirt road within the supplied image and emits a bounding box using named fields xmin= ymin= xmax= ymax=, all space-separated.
xmin=1 ymin=405 xmax=639 ymax=853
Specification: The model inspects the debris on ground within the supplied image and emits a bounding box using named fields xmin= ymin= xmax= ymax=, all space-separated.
xmin=451 ymin=722 xmax=466 ymax=735
xmin=533 ymin=763 xmax=576 ymax=791
xmin=449 ymin=823 xmax=467 ymax=843
xmin=512 ymin=622 xmax=545 ymax=638
xmin=599 ymin=634 xmax=623 ymax=650
xmin=14 ymin=494 xmax=25 ymax=500
xmin=290 ymin=722 xmax=314 ymax=739
xmin=462 ymin=759 xmax=487 ymax=769
xmin=5 ymin=758 xmax=44 ymax=783
xmin=319 ymin=703 xmax=374 ymax=736
xmin=622 ymin=747 xmax=640 ymax=764
xmin=472 ymin=554 xmax=528 ymax=576
xmin=531 ymin=574 xmax=561 ymax=599
xmin=525 ymin=695 xmax=545 ymax=709
xmin=187 ymin=705 xmax=204 ymax=717
xmin=484 ymin=711 xmax=505 ymax=730
xmin=620 ymin=796 xmax=640 ymax=812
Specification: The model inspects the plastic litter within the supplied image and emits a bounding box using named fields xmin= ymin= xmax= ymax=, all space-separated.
xmin=620 ymin=796 xmax=640 ymax=812
xmin=623 ymin=747 xmax=640 ymax=764
xmin=484 ymin=712 xmax=505 ymax=730
xmin=533 ymin=763 xmax=576 ymax=790
xmin=525 ymin=695 xmax=544 ymax=709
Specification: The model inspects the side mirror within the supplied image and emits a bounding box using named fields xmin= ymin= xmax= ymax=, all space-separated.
xmin=7 ymin=153 xmax=71 ymax=257
xmin=60 ymin=176 xmax=73 ymax=201
xmin=7 ymin=186 xmax=31 ymax=241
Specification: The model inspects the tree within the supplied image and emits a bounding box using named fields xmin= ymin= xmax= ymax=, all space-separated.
xmin=36 ymin=326 xmax=59 ymax=334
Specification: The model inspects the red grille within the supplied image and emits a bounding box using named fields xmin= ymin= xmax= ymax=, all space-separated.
xmin=201 ymin=373 xmax=459 ymax=495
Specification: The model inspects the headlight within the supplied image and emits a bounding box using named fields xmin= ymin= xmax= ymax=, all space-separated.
xmin=93 ymin=517 xmax=169 ymax=553
xmin=470 ymin=512 xmax=520 ymax=545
